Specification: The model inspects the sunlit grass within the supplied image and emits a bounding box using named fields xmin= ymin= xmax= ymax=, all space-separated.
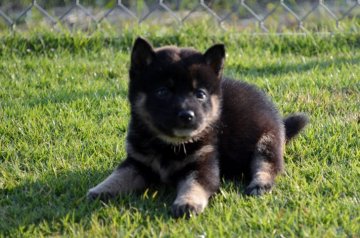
xmin=0 ymin=26 xmax=359 ymax=237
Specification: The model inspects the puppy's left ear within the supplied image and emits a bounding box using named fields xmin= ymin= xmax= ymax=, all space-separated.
xmin=204 ymin=44 xmax=225 ymax=78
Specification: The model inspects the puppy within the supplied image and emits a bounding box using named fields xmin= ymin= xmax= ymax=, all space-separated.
xmin=88 ymin=37 xmax=309 ymax=218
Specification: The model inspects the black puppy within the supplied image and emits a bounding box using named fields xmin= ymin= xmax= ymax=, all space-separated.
xmin=88 ymin=37 xmax=309 ymax=218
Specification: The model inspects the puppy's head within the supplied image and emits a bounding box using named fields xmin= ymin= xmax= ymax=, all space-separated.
xmin=128 ymin=37 xmax=225 ymax=144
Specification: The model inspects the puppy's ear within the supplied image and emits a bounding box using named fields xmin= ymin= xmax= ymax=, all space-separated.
xmin=131 ymin=37 xmax=155 ymax=71
xmin=204 ymin=44 xmax=225 ymax=78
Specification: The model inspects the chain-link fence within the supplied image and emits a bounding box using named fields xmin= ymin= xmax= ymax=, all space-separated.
xmin=0 ymin=0 xmax=359 ymax=33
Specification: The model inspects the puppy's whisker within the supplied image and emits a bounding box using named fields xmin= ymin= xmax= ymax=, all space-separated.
xmin=182 ymin=143 xmax=187 ymax=155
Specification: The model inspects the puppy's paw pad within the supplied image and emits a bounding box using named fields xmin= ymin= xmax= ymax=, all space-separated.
xmin=245 ymin=184 xmax=272 ymax=196
xmin=171 ymin=203 xmax=203 ymax=219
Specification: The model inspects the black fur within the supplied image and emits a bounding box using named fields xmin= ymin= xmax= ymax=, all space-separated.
xmin=88 ymin=37 xmax=309 ymax=218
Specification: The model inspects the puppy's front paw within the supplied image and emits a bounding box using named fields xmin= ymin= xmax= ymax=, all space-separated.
xmin=244 ymin=183 xmax=272 ymax=196
xmin=87 ymin=188 xmax=115 ymax=201
xmin=171 ymin=201 xmax=204 ymax=219
xmin=87 ymin=189 xmax=98 ymax=200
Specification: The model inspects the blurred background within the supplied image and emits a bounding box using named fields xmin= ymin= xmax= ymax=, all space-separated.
xmin=0 ymin=0 xmax=359 ymax=32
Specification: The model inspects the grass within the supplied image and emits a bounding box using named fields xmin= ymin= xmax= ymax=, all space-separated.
xmin=0 ymin=25 xmax=359 ymax=237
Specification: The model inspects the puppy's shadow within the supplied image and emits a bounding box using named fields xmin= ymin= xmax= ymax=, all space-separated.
xmin=0 ymin=169 xmax=175 ymax=234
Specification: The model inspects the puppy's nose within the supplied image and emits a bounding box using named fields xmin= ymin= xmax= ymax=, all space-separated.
xmin=178 ymin=110 xmax=195 ymax=123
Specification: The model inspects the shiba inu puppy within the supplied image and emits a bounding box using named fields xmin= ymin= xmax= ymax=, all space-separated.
xmin=87 ymin=37 xmax=309 ymax=218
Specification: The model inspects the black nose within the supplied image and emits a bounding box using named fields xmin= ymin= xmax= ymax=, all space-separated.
xmin=178 ymin=110 xmax=195 ymax=123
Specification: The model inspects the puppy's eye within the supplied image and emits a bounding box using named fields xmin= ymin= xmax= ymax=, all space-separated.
xmin=195 ymin=89 xmax=207 ymax=101
xmin=155 ymin=87 xmax=171 ymax=99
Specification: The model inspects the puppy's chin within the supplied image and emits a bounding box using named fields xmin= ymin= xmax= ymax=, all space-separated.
xmin=155 ymin=128 xmax=200 ymax=145
xmin=173 ymin=129 xmax=196 ymax=137
xmin=157 ymin=132 xmax=195 ymax=145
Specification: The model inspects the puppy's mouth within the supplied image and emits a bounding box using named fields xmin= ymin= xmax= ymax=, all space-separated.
xmin=154 ymin=128 xmax=200 ymax=145
xmin=173 ymin=129 xmax=196 ymax=138
xmin=156 ymin=124 xmax=211 ymax=145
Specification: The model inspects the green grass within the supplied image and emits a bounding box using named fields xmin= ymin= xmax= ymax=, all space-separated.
xmin=1 ymin=25 xmax=359 ymax=237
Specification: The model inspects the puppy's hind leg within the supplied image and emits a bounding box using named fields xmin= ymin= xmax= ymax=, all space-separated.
xmin=87 ymin=158 xmax=147 ymax=200
xmin=245 ymin=132 xmax=285 ymax=196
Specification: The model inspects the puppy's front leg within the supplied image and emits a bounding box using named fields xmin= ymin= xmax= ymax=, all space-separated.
xmin=87 ymin=158 xmax=147 ymax=200
xmin=172 ymin=163 xmax=219 ymax=218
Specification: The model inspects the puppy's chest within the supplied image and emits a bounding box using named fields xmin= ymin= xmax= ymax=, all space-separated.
xmin=147 ymin=155 xmax=187 ymax=183
xmin=127 ymin=142 xmax=208 ymax=183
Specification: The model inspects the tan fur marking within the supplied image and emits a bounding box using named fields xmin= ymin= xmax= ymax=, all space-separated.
xmin=246 ymin=132 xmax=285 ymax=195
xmin=126 ymin=142 xmax=211 ymax=183
xmin=134 ymin=93 xmax=149 ymax=121
xmin=195 ymin=145 xmax=215 ymax=157
xmin=257 ymin=134 xmax=274 ymax=153
xmin=210 ymin=95 xmax=221 ymax=120
xmin=173 ymin=173 xmax=210 ymax=213
xmin=192 ymin=79 xmax=198 ymax=89
xmin=249 ymin=156 xmax=274 ymax=188
xmin=126 ymin=141 xmax=154 ymax=163
xmin=126 ymin=141 xmax=168 ymax=181
xmin=87 ymin=166 xmax=145 ymax=196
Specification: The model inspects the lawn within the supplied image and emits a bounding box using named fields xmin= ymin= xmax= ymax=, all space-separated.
xmin=0 ymin=26 xmax=359 ymax=237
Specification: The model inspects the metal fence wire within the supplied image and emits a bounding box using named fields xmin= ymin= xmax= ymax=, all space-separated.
xmin=0 ymin=0 xmax=359 ymax=33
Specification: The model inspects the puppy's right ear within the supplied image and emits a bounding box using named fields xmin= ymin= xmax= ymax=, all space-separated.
xmin=131 ymin=37 xmax=155 ymax=71
xmin=204 ymin=44 xmax=225 ymax=79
